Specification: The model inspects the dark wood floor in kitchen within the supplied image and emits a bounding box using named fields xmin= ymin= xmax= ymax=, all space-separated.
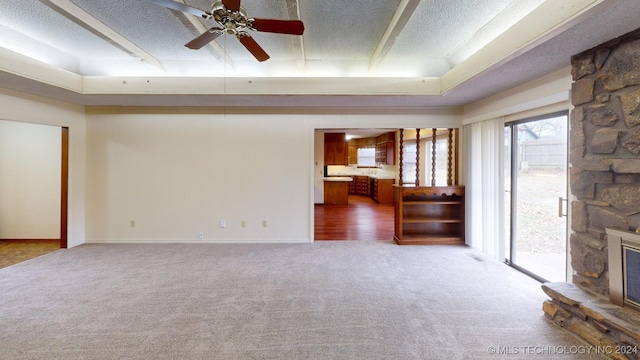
xmin=314 ymin=195 xmax=394 ymax=241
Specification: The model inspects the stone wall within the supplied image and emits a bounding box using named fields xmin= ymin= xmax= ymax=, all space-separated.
xmin=570 ymin=28 xmax=640 ymax=296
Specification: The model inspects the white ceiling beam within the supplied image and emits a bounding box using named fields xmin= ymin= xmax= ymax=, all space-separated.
xmin=285 ymin=0 xmax=306 ymax=69
xmin=39 ymin=0 xmax=165 ymax=72
xmin=369 ymin=0 xmax=421 ymax=72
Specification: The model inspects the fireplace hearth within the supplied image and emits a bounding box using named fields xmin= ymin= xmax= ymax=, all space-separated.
xmin=542 ymin=282 xmax=640 ymax=360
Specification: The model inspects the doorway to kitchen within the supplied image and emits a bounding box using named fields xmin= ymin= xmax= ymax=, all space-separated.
xmin=314 ymin=129 xmax=398 ymax=241
xmin=504 ymin=112 xmax=569 ymax=282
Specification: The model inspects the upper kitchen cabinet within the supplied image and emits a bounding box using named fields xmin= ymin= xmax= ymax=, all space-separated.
xmin=375 ymin=132 xmax=396 ymax=165
xmin=348 ymin=142 xmax=358 ymax=165
xmin=324 ymin=133 xmax=348 ymax=165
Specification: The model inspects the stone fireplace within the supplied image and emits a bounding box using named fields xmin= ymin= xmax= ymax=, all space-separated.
xmin=569 ymin=27 xmax=640 ymax=295
xmin=541 ymin=28 xmax=640 ymax=359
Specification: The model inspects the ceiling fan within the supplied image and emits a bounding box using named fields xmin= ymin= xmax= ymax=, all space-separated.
xmin=143 ymin=0 xmax=304 ymax=62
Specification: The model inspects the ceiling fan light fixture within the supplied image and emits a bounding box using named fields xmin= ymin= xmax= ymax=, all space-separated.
xmin=224 ymin=21 xmax=237 ymax=34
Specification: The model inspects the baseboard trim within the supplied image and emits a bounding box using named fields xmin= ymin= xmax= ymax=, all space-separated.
xmin=86 ymin=238 xmax=312 ymax=244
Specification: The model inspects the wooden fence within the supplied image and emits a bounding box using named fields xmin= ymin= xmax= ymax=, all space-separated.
xmin=520 ymin=138 xmax=566 ymax=170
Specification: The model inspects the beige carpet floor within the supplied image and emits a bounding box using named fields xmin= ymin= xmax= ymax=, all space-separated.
xmin=0 ymin=241 xmax=606 ymax=359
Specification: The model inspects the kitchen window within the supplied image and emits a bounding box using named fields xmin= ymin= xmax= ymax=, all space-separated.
xmin=357 ymin=147 xmax=376 ymax=167
xmin=403 ymin=136 xmax=449 ymax=185
xmin=429 ymin=137 xmax=449 ymax=186
xmin=402 ymin=141 xmax=417 ymax=183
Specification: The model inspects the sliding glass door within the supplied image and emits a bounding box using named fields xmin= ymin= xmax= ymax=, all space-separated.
xmin=505 ymin=112 xmax=568 ymax=282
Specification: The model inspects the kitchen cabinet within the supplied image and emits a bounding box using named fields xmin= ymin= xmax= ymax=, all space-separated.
xmin=354 ymin=176 xmax=370 ymax=196
xmin=324 ymin=133 xmax=348 ymax=165
xmin=394 ymin=186 xmax=465 ymax=245
xmin=324 ymin=178 xmax=352 ymax=204
xmin=372 ymin=178 xmax=395 ymax=204
xmin=348 ymin=144 xmax=358 ymax=165
xmin=375 ymin=132 xmax=396 ymax=165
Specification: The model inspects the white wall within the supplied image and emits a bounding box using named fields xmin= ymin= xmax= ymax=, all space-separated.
xmin=0 ymin=88 xmax=86 ymax=247
xmin=86 ymin=107 xmax=462 ymax=243
xmin=0 ymin=69 xmax=568 ymax=247
xmin=0 ymin=120 xmax=61 ymax=238
xmin=86 ymin=111 xmax=312 ymax=242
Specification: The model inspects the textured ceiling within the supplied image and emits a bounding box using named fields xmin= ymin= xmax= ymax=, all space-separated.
xmin=1 ymin=0 xmax=640 ymax=107
xmin=0 ymin=0 xmax=539 ymax=77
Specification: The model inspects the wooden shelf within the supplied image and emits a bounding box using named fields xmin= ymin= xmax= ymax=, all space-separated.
xmin=394 ymin=185 xmax=465 ymax=245
xmin=394 ymin=234 xmax=464 ymax=245
xmin=402 ymin=201 xmax=463 ymax=205
xmin=402 ymin=218 xmax=462 ymax=223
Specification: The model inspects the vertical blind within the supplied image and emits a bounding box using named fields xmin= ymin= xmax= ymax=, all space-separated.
xmin=465 ymin=117 xmax=505 ymax=260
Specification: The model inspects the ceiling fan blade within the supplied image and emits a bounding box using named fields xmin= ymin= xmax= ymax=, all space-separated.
xmin=142 ymin=0 xmax=208 ymax=18
xmin=250 ymin=18 xmax=304 ymax=35
xmin=185 ymin=27 xmax=224 ymax=49
xmin=222 ymin=0 xmax=241 ymax=12
xmin=238 ymin=35 xmax=270 ymax=62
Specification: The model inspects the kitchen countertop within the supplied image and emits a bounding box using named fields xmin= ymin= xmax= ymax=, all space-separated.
xmin=327 ymin=174 xmax=396 ymax=180
xmin=323 ymin=177 xmax=353 ymax=182
xmin=368 ymin=174 xmax=396 ymax=180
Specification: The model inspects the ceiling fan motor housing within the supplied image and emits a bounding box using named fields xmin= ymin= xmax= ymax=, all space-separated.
xmin=210 ymin=0 xmax=250 ymax=35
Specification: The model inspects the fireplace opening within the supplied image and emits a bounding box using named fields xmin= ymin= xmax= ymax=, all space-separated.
xmin=624 ymin=245 xmax=640 ymax=308
xmin=607 ymin=228 xmax=640 ymax=313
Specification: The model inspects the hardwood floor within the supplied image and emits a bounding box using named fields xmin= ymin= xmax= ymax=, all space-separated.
xmin=0 ymin=239 xmax=60 ymax=269
xmin=314 ymin=195 xmax=394 ymax=241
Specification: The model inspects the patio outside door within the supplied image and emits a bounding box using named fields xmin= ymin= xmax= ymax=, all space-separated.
xmin=505 ymin=112 xmax=568 ymax=282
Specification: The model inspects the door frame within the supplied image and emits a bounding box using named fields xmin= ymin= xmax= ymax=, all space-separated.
xmin=60 ymin=127 xmax=69 ymax=248
xmin=504 ymin=110 xmax=570 ymax=282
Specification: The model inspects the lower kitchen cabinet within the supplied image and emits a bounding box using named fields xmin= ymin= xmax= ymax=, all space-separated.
xmin=324 ymin=181 xmax=350 ymax=204
xmin=348 ymin=176 xmax=356 ymax=195
xmin=354 ymin=176 xmax=370 ymax=196
xmin=372 ymin=178 xmax=395 ymax=204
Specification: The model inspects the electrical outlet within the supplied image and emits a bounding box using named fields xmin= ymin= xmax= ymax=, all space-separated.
xmin=219 ymin=220 xmax=226 ymax=228
xmin=262 ymin=220 xmax=267 ymax=227
xmin=241 ymin=220 xmax=247 ymax=228
xmin=198 ymin=231 xmax=204 ymax=239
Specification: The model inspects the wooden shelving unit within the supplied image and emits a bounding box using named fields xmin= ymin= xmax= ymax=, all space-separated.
xmin=394 ymin=185 xmax=465 ymax=245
